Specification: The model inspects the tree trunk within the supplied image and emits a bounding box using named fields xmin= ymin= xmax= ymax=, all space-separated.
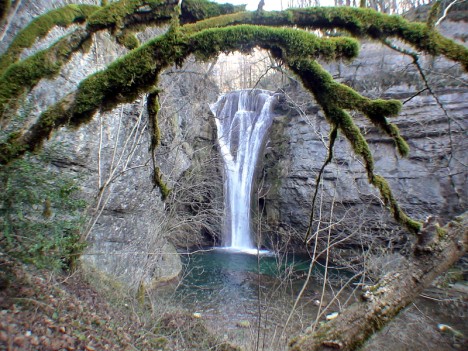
xmin=289 ymin=213 xmax=467 ymax=351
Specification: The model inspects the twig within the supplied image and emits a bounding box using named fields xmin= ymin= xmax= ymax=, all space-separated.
xmin=435 ymin=0 xmax=465 ymax=26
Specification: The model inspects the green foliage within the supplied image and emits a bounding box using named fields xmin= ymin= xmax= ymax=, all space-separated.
xmin=0 ymin=148 xmax=87 ymax=270
xmin=3 ymin=3 xmax=465 ymax=236
xmin=185 ymin=6 xmax=468 ymax=70
xmin=287 ymin=58 xmax=421 ymax=234
xmin=0 ymin=4 xmax=100 ymax=75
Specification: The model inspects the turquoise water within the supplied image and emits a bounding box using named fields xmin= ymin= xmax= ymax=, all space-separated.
xmin=169 ymin=249 xmax=319 ymax=329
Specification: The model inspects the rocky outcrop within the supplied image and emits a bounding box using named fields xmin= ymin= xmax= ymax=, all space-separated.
xmin=260 ymin=15 xmax=467 ymax=250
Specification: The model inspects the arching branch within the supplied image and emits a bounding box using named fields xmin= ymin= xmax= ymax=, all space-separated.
xmin=183 ymin=7 xmax=468 ymax=70
xmin=0 ymin=0 xmax=246 ymax=121
xmin=0 ymin=25 xmax=357 ymax=163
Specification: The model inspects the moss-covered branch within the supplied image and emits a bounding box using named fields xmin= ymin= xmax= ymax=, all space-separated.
xmin=183 ymin=7 xmax=468 ymax=70
xmin=0 ymin=25 xmax=358 ymax=161
xmin=86 ymin=0 xmax=177 ymax=31
xmin=0 ymin=29 xmax=91 ymax=120
xmin=189 ymin=25 xmax=359 ymax=62
xmin=0 ymin=0 xmax=248 ymax=123
xmin=3 ymin=3 xmax=464 ymax=235
xmin=0 ymin=0 xmax=181 ymax=122
xmin=287 ymin=58 xmax=420 ymax=234
xmin=146 ymin=90 xmax=170 ymax=200
xmin=0 ymin=4 xmax=100 ymax=75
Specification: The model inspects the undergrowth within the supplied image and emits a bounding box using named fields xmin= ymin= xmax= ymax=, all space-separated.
xmin=0 ymin=146 xmax=87 ymax=270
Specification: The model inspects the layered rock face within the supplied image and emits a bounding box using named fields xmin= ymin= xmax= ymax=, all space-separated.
xmin=1 ymin=0 xmax=221 ymax=288
xmin=260 ymin=16 xmax=467 ymax=249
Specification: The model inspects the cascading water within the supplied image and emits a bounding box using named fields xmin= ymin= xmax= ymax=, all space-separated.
xmin=210 ymin=89 xmax=276 ymax=251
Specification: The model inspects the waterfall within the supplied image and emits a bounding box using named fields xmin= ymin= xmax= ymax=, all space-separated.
xmin=210 ymin=89 xmax=276 ymax=251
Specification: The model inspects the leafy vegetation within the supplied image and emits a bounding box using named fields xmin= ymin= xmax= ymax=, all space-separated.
xmin=0 ymin=147 xmax=87 ymax=270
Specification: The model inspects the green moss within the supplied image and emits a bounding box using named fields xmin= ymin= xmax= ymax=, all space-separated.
xmin=286 ymin=57 xmax=419 ymax=234
xmin=286 ymin=58 xmax=409 ymax=157
xmin=0 ymin=30 xmax=90 ymax=120
xmin=0 ymin=6 xmax=459 ymax=237
xmin=436 ymin=225 xmax=448 ymax=238
xmin=146 ymin=91 xmax=170 ymax=199
xmin=0 ymin=28 xmax=188 ymax=163
xmin=153 ymin=167 xmax=171 ymax=200
xmin=372 ymin=175 xmax=421 ymax=234
xmin=185 ymin=7 xmax=468 ymax=70
xmin=87 ymin=0 xmax=176 ymax=32
xmin=180 ymin=0 xmax=246 ymax=24
xmin=0 ymin=0 xmax=180 ymax=123
xmin=0 ymin=4 xmax=100 ymax=75
xmin=116 ymin=30 xmax=140 ymax=49
xmin=136 ymin=282 xmax=146 ymax=306
xmin=190 ymin=25 xmax=358 ymax=62
xmin=147 ymin=91 xmax=161 ymax=150
xmin=427 ymin=0 xmax=441 ymax=28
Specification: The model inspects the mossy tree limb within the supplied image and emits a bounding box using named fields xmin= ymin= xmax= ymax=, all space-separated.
xmin=0 ymin=0 xmax=181 ymax=122
xmin=147 ymin=90 xmax=170 ymax=199
xmin=0 ymin=25 xmax=357 ymax=162
xmin=287 ymin=58 xmax=420 ymax=234
xmin=0 ymin=29 xmax=91 ymax=121
xmin=180 ymin=0 xmax=246 ymax=24
xmin=2 ymin=4 xmax=465 ymax=233
xmin=1 ymin=3 xmax=466 ymax=348
xmin=86 ymin=0 xmax=178 ymax=32
xmin=0 ymin=0 xmax=246 ymax=124
xmin=183 ymin=7 xmax=468 ymax=70
xmin=0 ymin=4 xmax=100 ymax=75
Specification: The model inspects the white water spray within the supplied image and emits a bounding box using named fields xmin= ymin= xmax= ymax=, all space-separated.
xmin=210 ymin=89 xmax=276 ymax=251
